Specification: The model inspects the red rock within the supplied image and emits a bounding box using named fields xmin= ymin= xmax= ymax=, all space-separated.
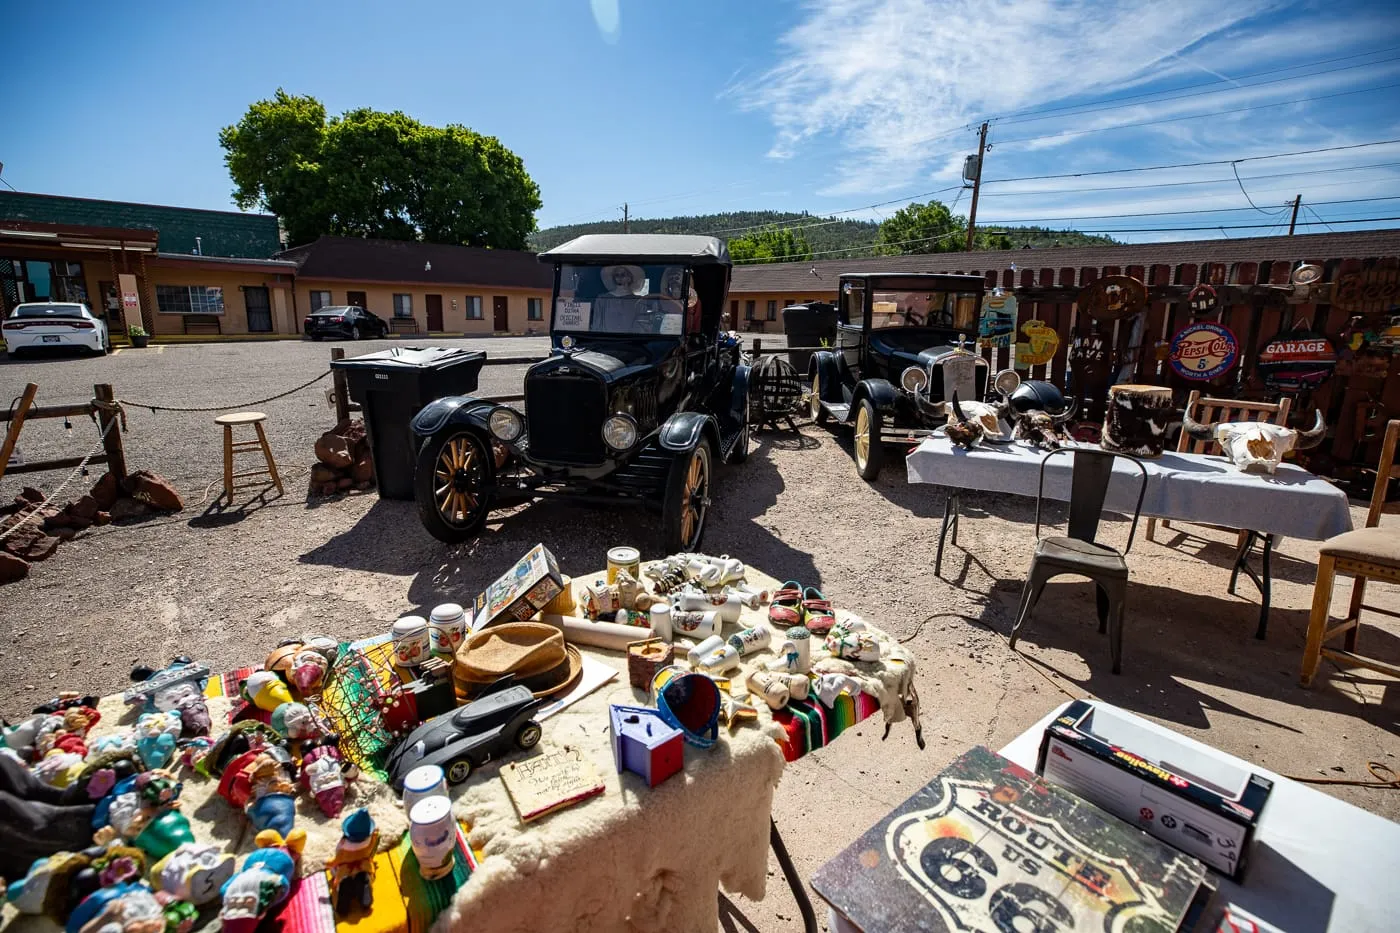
xmin=93 ymin=511 xmax=111 ymax=526
xmin=2 ymin=525 xmax=60 ymax=561
xmin=351 ymin=450 xmax=374 ymax=484
xmin=315 ymin=430 xmax=353 ymax=469
xmin=17 ymin=487 xmax=45 ymax=504
xmin=341 ymin=419 xmax=367 ymax=450
xmin=52 ymin=527 xmax=76 ymax=542
xmin=90 ymin=472 xmax=121 ymax=509
xmin=310 ymin=464 xmax=340 ymax=484
xmin=122 ymin=471 xmax=183 ymax=512
xmin=109 ymin=498 xmax=150 ymax=521
xmin=0 ymin=552 xmax=28 ymax=584
xmin=68 ymin=495 xmax=100 ymax=520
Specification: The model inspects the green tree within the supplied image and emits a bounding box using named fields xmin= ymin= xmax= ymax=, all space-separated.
xmin=876 ymin=200 xmax=967 ymax=254
xmin=727 ymin=227 xmax=814 ymax=263
xmin=219 ymin=91 xmax=542 ymax=249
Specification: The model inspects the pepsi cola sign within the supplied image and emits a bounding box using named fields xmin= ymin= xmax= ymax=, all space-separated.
xmin=1169 ymin=321 xmax=1239 ymax=381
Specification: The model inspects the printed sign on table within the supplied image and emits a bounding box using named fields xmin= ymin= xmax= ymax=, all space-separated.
xmin=1169 ymin=321 xmax=1239 ymax=381
xmin=554 ymin=299 xmax=591 ymax=330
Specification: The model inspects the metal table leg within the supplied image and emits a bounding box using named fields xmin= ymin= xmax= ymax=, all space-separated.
xmin=1227 ymin=530 xmax=1274 ymax=640
xmin=770 ymin=819 xmax=818 ymax=933
xmin=936 ymin=491 xmax=960 ymax=576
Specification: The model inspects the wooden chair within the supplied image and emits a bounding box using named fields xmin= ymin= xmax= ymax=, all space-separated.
xmin=1146 ymin=390 xmax=1292 ymax=542
xmin=216 ymin=411 xmax=284 ymax=505
xmin=1300 ymin=419 xmax=1400 ymax=687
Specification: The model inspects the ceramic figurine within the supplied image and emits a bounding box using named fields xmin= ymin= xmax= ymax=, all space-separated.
xmin=240 ymin=671 xmax=293 ymax=713
xmin=241 ymin=750 xmax=298 ymax=838
xmin=288 ymin=647 xmax=330 ymax=695
xmin=93 ymin=772 xmax=195 ymax=861
xmin=825 ymin=625 xmax=880 ymax=662
xmin=6 ymin=851 xmax=94 ymax=918
xmin=784 ymin=626 xmax=812 ymax=672
xmin=685 ymin=635 xmax=725 ymax=667
xmin=670 ymin=610 xmax=718 ymax=639
xmin=408 ymin=796 xmax=456 ymax=881
xmin=134 ymin=712 xmax=182 ymax=771
xmin=300 ymin=743 xmax=348 ymax=817
xmin=76 ymin=749 xmax=142 ymax=802
xmin=3 ymin=713 xmax=53 ymax=761
xmin=124 ymin=659 xmax=211 ymax=737
xmin=727 ymin=626 xmax=771 ymax=656
xmin=814 ymin=672 xmax=865 ymax=706
xmin=400 ymin=764 xmax=448 ymax=815
xmin=152 ymin=843 xmax=235 ymax=906
xmin=326 ymin=808 xmax=378 ymax=915
xmin=219 ymin=829 xmax=306 ymax=933
xmin=747 ymin=671 xmax=790 ymax=710
xmin=649 ymin=603 xmax=673 ymax=641
xmin=269 ymin=702 xmax=318 ymax=742
xmin=697 ymin=644 xmax=741 ymax=675
xmin=64 ymin=881 xmax=169 ymax=933
xmin=264 ymin=643 xmax=301 ymax=678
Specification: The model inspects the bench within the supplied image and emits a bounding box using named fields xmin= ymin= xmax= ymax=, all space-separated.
xmin=389 ymin=317 xmax=420 ymax=335
xmin=183 ymin=315 xmax=222 ymax=335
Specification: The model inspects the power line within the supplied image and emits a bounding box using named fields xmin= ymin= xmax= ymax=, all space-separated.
xmin=989 ymin=215 xmax=1400 ymax=235
xmin=977 ymin=194 xmax=1400 ymax=224
xmin=1304 ymin=204 xmax=1340 ymax=233
xmin=1231 ymin=162 xmax=1273 ymax=214
xmin=977 ymin=160 xmax=1400 ymax=197
xmin=995 ymin=82 xmax=1400 ymax=146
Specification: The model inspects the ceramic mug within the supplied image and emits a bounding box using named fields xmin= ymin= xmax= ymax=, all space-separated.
xmin=674 ymin=589 xmax=743 ymax=624
xmin=672 ymin=610 xmax=718 ymax=639
xmin=650 ymin=603 xmax=673 ymax=642
xmin=606 ymin=546 xmax=641 ymax=584
xmin=784 ymin=625 xmax=812 ymax=673
xmin=409 ymin=796 xmax=456 ymax=881
xmin=428 ymin=604 xmax=468 ymax=659
xmin=727 ymin=626 xmax=771 ymax=657
xmin=402 ymin=764 xmax=448 ymax=816
xmin=698 ymin=644 xmax=741 ymax=675
xmin=392 ymin=616 xmax=430 ymax=667
xmin=686 ymin=635 xmax=726 ymax=667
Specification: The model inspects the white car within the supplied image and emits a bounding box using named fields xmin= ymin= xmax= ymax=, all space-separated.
xmin=3 ymin=302 xmax=110 ymax=357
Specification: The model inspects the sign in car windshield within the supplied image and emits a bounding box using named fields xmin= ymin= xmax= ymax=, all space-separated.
xmin=1169 ymin=322 xmax=1238 ymax=381
xmin=554 ymin=299 xmax=591 ymax=330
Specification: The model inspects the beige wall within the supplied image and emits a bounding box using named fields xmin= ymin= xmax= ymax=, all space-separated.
xmin=142 ymin=263 xmax=295 ymax=336
xmin=726 ymin=290 xmax=837 ymax=331
xmin=296 ymin=280 xmax=551 ymax=335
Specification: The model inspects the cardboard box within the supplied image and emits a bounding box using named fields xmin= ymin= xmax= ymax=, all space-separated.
xmin=472 ymin=544 xmax=564 ymax=632
xmin=1037 ymin=699 xmax=1271 ymax=880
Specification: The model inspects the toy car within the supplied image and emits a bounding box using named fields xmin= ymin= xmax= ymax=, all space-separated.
xmin=808 ymin=272 xmax=991 ymax=480
xmin=410 ymin=234 xmax=750 ymax=553
xmin=385 ymin=685 xmax=546 ymax=789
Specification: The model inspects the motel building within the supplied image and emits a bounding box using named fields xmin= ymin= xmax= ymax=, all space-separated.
xmin=0 ymin=192 xmax=550 ymax=340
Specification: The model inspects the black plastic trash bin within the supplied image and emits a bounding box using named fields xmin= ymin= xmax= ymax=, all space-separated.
xmin=330 ymin=347 xmax=486 ymax=500
xmin=781 ymin=302 xmax=838 ymax=372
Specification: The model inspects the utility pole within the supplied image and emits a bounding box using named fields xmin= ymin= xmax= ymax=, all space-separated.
xmin=1287 ymin=194 xmax=1301 ymax=236
xmin=965 ymin=122 xmax=988 ymax=251
xmin=623 ymin=203 xmax=629 ymax=234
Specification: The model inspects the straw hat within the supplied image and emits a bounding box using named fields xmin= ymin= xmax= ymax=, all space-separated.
xmin=452 ymin=622 xmax=582 ymax=701
xmin=600 ymin=265 xmax=646 ymax=296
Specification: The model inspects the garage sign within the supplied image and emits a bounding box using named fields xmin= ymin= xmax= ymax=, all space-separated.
xmin=1257 ymin=323 xmax=1336 ymax=390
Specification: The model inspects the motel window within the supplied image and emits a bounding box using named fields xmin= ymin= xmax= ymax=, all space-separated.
xmin=393 ymin=293 xmax=413 ymax=318
xmin=155 ymin=285 xmax=225 ymax=315
xmin=744 ymin=300 xmax=756 ymax=320
xmin=527 ymin=297 xmax=543 ymax=321
xmin=466 ymin=296 xmax=483 ymax=320
xmin=766 ymin=300 xmax=777 ymax=321
xmin=310 ymin=290 xmax=332 ymax=311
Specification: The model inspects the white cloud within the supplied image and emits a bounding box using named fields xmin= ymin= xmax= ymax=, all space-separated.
xmin=731 ymin=0 xmax=1400 ymax=196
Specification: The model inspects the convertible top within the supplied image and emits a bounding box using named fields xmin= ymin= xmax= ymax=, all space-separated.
xmin=539 ymin=234 xmax=730 ymax=266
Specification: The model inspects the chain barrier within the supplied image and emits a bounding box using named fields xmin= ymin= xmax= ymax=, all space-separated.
xmin=0 ymin=408 xmax=119 ymax=545
xmin=119 ymin=369 xmax=332 ymax=414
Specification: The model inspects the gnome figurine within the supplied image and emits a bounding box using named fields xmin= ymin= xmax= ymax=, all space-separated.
xmin=300 ymin=743 xmax=348 ymax=817
xmin=219 ymin=829 xmax=306 ymax=933
xmin=152 ymin=843 xmax=236 ymax=907
xmin=326 ymin=808 xmax=378 ymax=915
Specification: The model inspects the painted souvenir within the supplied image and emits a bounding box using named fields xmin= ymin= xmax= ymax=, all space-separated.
xmin=401 ymin=764 xmax=448 ymax=815
xmin=697 ymin=644 xmax=741 ymax=675
xmin=428 ymin=604 xmax=468 ymax=659
xmin=264 ymin=643 xmax=301 ymax=676
xmin=76 ymin=749 xmax=142 ymax=801
xmin=3 ymin=713 xmax=53 ymax=760
xmin=1078 ymin=275 xmax=1147 ymax=322
xmin=134 ymin=712 xmax=182 ymax=771
xmin=269 ymin=702 xmax=318 ymax=741
xmin=606 ymin=547 xmax=642 ymax=584
xmin=241 ymin=749 xmax=298 ymax=838
xmin=34 ymin=750 xmax=86 ymax=787
xmin=288 ymin=648 xmax=330 ymax=694
xmin=152 ymin=843 xmax=235 ymax=906
xmin=408 ymin=796 xmax=456 ymax=881
xmin=747 ymin=670 xmax=791 ymax=710
xmin=326 ymin=808 xmax=378 ymax=915
xmin=649 ymin=603 xmax=673 ymax=641
xmin=814 ymin=672 xmax=865 ymax=706
xmin=392 ymin=616 xmax=431 ymax=667
xmin=670 ymin=609 xmax=718 ymax=639
xmin=219 ymin=829 xmax=306 ymax=933
xmin=1187 ymin=283 xmax=1217 ymax=315
xmin=977 ymin=292 xmax=1017 ymax=348
xmin=124 ymin=659 xmax=210 ymax=715
xmin=785 ymin=625 xmax=812 ymax=673
xmin=64 ymin=881 xmax=168 ymax=933
xmin=93 ymin=773 xmax=195 ymax=861
xmin=241 ymin=671 xmax=293 ymax=713
xmin=674 ymin=587 xmax=743 ymax=623
xmin=825 ymin=625 xmax=881 ymax=662
xmin=685 ymin=635 xmax=725 ymax=668
xmin=1256 ymin=322 xmax=1337 ymax=391
xmin=6 ymin=851 xmax=94 ymax=917
xmin=727 ymin=626 xmax=771 ymax=657
xmin=1014 ymin=319 xmax=1059 ymax=368
xmin=300 ymin=743 xmax=348 ymax=817
xmin=32 ymin=692 xmax=100 ymax=715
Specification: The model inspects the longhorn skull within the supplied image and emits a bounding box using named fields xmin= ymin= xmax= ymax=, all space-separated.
xmin=1181 ymin=409 xmax=1326 ymax=473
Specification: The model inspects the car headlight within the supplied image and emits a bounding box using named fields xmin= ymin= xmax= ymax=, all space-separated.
xmin=993 ymin=368 xmax=1021 ymax=398
xmin=488 ymin=407 xmax=523 ymax=442
xmin=602 ymin=414 xmax=638 ymax=451
xmin=900 ymin=367 xmax=929 ymax=394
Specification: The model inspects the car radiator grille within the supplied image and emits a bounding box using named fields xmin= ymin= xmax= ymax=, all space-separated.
xmin=526 ymin=374 xmax=607 ymax=464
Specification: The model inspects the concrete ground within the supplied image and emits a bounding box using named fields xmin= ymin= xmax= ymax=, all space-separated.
xmin=3 ymin=338 xmax=1398 ymax=932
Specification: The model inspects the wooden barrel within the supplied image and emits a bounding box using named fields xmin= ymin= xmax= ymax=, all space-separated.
xmin=1101 ymin=384 xmax=1174 ymax=457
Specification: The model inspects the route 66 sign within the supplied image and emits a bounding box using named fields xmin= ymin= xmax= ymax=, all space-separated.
xmin=1169 ymin=322 xmax=1239 ymax=381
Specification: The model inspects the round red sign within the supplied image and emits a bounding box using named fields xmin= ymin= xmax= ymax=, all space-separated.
xmin=1169 ymin=322 xmax=1239 ymax=381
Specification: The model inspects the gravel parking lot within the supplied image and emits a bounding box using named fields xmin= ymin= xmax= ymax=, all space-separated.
xmin=3 ymin=336 xmax=1398 ymax=931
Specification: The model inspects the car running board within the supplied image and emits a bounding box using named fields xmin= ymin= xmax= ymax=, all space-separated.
xmin=826 ymin=403 xmax=850 ymax=421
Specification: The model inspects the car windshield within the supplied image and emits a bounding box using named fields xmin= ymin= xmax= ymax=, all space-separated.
xmin=13 ymin=304 xmax=86 ymax=318
xmin=554 ymin=263 xmax=694 ymax=335
xmin=870 ymin=289 xmax=980 ymax=330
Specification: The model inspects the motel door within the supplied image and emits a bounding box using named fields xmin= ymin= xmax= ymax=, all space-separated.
xmin=425 ymin=294 xmax=444 ymax=332
xmin=493 ymin=296 xmax=509 ymax=331
xmin=346 ymin=291 xmax=367 ymax=309
xmin=245 ymin=286 xmax=273 ymax=332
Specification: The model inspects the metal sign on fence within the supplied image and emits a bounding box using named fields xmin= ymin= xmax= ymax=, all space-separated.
xmin=1169 ymin=322 xmax=1239 ymax=381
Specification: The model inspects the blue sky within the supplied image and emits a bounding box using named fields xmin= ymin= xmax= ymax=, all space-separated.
xmin=5 ymin=0 xmax=1400 ymax=246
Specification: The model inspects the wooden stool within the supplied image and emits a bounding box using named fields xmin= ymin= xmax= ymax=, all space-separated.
xmin=216 ymin=411 xmax=284 ymax=505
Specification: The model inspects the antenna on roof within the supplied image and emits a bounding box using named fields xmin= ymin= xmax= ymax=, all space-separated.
xmin=194 ymin=236 xmax=202 ymax=256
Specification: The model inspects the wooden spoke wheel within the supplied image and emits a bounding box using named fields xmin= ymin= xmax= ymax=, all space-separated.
xmin=415 ymin=430 xmax=494 ymax=543
xmin=854 ymin=398 xmax=885 ymax=481
xmin=810 ymin=372 xmax=829 ymax=424
xmin=663 ymin=439 xmax=713 ymax=553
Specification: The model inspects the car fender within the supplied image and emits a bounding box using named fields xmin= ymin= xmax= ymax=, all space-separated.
xmin=809 ymin=351 xmax=840 ymax=403
xmin=729 ymin=363 xmax=751 ymax=424
xmin=850 ymin=379 xmax=899 ymax=418
xmin=658 ymin=411 xmax=720 ymax=454
xmin=410 ymin=396 xmax=498 ymax=438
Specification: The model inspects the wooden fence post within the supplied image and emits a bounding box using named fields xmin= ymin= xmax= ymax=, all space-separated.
xmin=330 ymin=348 xmax=350 ymax=424
xmin=0 ymin=382 xmax=38 ymax=483
xmin=94 ymin=383 xmax=126 ymax=480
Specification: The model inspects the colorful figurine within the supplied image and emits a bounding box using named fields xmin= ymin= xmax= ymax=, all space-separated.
xmin=288 ymin=648 xmax=330 ymax=695
xmin=152 ymin=843 xmax=236 ymax=906
xmin=217 ymin=747 xmax=298 ymax=838
xmin=65 ymin=881 xmax=174 ymax=933
xmin=7 ymin=851 xmax=95 ymax=918
xmin=219 ymin=829 xmax=306 ymax=933
xmin=92 ymin=772 xmax=195 ymax=861
xmin=125 ymin=659 xmax=212 ymax=737
xmin=241 ymin=671 xmax=293 ymax=713
xmin=300 ymin=743 xmax=348 ymax=817
xmin=134 ymin=712 xmax=182 ymax=771
xmin=326 ymin=808 xmax=378 ymax=915
xmin=269 ymin=702 xmax=318 ymax=742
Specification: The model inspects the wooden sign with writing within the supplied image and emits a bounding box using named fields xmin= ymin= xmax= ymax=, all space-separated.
xmin=500 ymin=744 xmax=605 ymax=822
xmin=1332 ymin=266 xmax=1400 ymax=314
xmin=1076 ymin=275 xmax=1147 ymax=322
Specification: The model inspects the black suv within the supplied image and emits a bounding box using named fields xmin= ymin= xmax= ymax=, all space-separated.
xmin=304 ymin=305 xmax=388 ymax=340
xmin=409 ymin=234 xmax=750 ymax=552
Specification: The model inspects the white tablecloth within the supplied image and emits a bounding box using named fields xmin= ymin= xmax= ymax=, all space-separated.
xmin=1001 ymin=702 xmax=1400 ymax=932
xmin=905 ymin=437 xmax=1353 ymax=541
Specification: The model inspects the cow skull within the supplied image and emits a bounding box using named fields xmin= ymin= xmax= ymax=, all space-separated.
xmin=1181 ymin=409 xmax=1326 ymax=473
xmin=935 ymin=396 xmax=1006 ymax=438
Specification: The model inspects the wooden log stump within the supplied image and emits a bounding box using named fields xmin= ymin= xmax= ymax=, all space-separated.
xmin=1101 ymin=384 xmax=1174 ymax=457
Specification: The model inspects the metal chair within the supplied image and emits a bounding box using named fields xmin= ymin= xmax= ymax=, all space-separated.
xmin=1009 ymin=447 xmax=1148 ymax=674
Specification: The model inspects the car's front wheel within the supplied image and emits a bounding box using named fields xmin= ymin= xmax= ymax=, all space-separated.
xmin=415 ymin=430 xmax=494 ymax=544
xmin=854 ymin=398 xmax=885 ymax=481
xmin=515 ymin=721 xmax=542 ymax=750
xmin=445 ymin=758 xmax=473 ymax=785
xmin=351 ymin=325 xmax=362 ymax=340
xmin=662 ymin=438 xmax=712 ymax=553
xmin=810 ymin=372 xmax=830 ymax=425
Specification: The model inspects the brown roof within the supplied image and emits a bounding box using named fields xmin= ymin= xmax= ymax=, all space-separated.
xmin=729 ymin=228 xmax=1400 ymax=292
xmin=277 ymin=236 xmax=551 ymax=289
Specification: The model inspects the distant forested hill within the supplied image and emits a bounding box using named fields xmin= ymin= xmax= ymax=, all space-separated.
xmin=530 ymin=210 xmax=1118 ymax=258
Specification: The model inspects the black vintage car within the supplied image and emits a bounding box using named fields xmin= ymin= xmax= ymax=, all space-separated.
xmin=385 ymin=685 xmax=545 ymax=788
xmin=409 ymin=234 xmax=750 ymax=552
xmin=809 ymin=272 xmax=993 ymax=480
